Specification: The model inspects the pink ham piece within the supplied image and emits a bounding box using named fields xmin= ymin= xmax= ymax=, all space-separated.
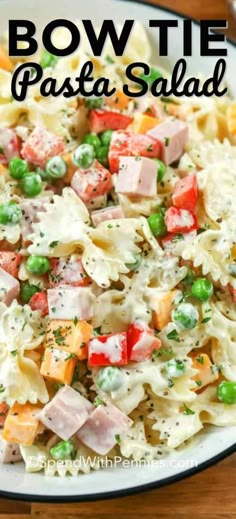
xmin=20 ymin=198 xmax=49 ymax=240
xmin=47 ymin=286 xmax=95 ymax=320
xmin=115 ymin=156 xmax=157 ymax=197
xmin=77 ymin=404 xmax=133 ymax=455
xmin=38 ymin=386 xmax=94 ymax=441
xmin=21 ymin=126 xmax=64 ymax=168
xmin=91 ymin=205 xmax=124 ymax=227
xmin=0 ymin=128 xmax=20 ymax=164
xmin=0 ymin=433 xmax=22 ymax=464
xmin=147 ymin=118 xmax=188 ymax=165
xmin=0 ymin=267 xmax=19 ymax=305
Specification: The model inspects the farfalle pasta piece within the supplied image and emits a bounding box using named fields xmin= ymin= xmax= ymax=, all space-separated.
xmin=0 ymin=301 xmax=48 ymax=405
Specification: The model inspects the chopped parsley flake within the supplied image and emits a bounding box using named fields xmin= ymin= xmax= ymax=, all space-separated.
xmin=167 ymin=329 xmax=180 ymax=342
xmin=183 ymin=403 xmax=195 ymax=415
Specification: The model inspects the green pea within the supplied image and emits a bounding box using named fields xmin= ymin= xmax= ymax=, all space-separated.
xmin=152 ymin=158 xmax=166 ymax=183
xmin=46 ymin=156 xmax=67 ymax=180
xmin=96 ymin=146 xmax=109 ymax=167
xmin=40 ymin=51 xmax=58 ymax=69
xmin=100 ymin=130 xmax=113 ymax=147
xmin=183 ymin=267 xmax=196 ymax=286
xmin=217 ymin=381 xmax=236 ymax=405
xmin=21 ymin=173 xmax=42 ymax=197
xmin=191 ymin=278 xmax=213 ymax=302
xmin=9 ymin=157 xmax=29 ymax=179
xmin=139 ymin=66 xmax=163 ymax=88
xmin=97 ymin=366 xmax=125 ymax=392
xmin=227 ymin=264 xmax=236 ymax=277
xmin=165 ymin=358 xmax=186 ymax=378
xmin=85 ymin=97 xmax=104 ymax=109
xmin=20 ymin=282 xmax=40 ymax=304
xmin=148 ymin=212 xmax=167 ymax=237
xmin=26 ymin=255 xmax=50 ymax=275
xmin=73 ymin=144 xmax=95 ymax=169
xmin=172 ymin=303 xmax=199 ymax=330
xmin=0 ymin=202 xmax=22 ymax=225
xmin=50 ymin=440 xmax=74 ymax=461
xmin=126 ymin=253 xmax=142 ymax=271
xmin=36 ymin=167 xmax=48 ymax=181
xmin=82 ymin=133 xmax=101 ymax=150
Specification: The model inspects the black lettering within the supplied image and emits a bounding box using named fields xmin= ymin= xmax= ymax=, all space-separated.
xmin=43 ymin=19 xmax=80 ymax=56
xmin=200 ymin=20 xmax=227 ymax=56
xmin=169 ymin=58 xmax=187 ymax=96
xmin=11 ymin=63 xmax=42 ymax=101
xmin=149 ymin=20 xmax=178 ymax=56
xmin=9 ymin=20 xmax=37 ymax=56
xmin=123 ymin=63 xmax=149 ymax=97
xmin=92 ymin=77 xmax=116 ymax=97
xmin=202 ymin=58 xmax=227 ymax=96
xmin=183 ymin=20 xmax=192 ymax=56
xmin=82 ymin=20 xmax=134 ymax=56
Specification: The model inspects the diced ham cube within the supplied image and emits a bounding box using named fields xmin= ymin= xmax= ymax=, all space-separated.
xmin=49 ymin=255 xmax=91 ymax=288
xmin=109 ymin=130 xmax=161 ymax=173
xmin=0 ymin=128 xmax=20 ymax=165
xmin=38 ymin=386 xmax=94 ymax=441
xmin=91 ymin=205 xmax=124 ymax=227
xmin=127 ymin=320 xmax=161 ymax=362
xmin=47 ymin=286 xmax=95 ymax=320
xmin=164 ymin=207 xmax=198 ymax=234
xmin=21 ymin=126 xmax=64 ymax=168
xmin=0 ymin=433 xmax=22 ymax=464
xmin=88 ymin=332 xmax=127 ymax=366
xmin=147 ymin=118 xmax=188 ymax=165
xmin=71 ymin=160 xmax=112 ymax=203
xmin=115 ymin=156 xmax=157 ymax=197
xmin=0 ymin=252 xmax=21 ymax=278
xmin=89 ymin=110 xmax=132 ymax=133
xmin=77 ymin=404 xmax=133 ymax=455
xmin=20 ymin=198 xmax=49 ymax=240
xmin=0 ymin=267 xmax=19 ymax=305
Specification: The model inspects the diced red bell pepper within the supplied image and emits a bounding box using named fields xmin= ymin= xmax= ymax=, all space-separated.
xmin=89 ymin=110 xmax=132 ymax=134
xmin=71 ymin=160 xmax=112 ymax=203
xmin=0 ymin=252 xmax=22 ymax=278
xmin=0 ymin=128 xmax=21 ymax=164
xmin=29 ymin=291 xmax=49 ymax=316
xmin=0 ymin=403 xmax=8 ymax=427
xmin=172 ymin=172 xmax=198 ymax=213
xmin=228 ymin=284 xmax=236 ymax=303
xmin=161 ymin=231 xmax=197 ymax=252
xmin=88 ymin=332 xmax=127 ymax=366
xmin=109 ymin=130 xmax=161 ymax=173
xmin=21 ymin=126 xmax=64 ymax=168
xmin=49 ymin=256 xmax=91 ymax=288
xmin=164 ymin=207 xmax=198 ymax=234
xmin=127 ymin=321 xmax=161 ymax=362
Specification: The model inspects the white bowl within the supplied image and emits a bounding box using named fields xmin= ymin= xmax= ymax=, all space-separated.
xmin=0 ymin=0 xmax=235 ymax=502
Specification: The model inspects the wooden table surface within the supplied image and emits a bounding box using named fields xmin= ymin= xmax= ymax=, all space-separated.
xmin=1 ymin=0 xmax=236 ymax=518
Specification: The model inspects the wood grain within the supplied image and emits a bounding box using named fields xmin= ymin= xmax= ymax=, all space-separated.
xmin=1 ymin=0 xmax=236 ymax=517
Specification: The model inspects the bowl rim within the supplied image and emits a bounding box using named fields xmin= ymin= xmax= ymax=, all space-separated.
xmin=0 ymin=0 xmax=235 ymax=503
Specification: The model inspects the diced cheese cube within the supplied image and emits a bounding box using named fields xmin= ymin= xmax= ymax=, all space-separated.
xmin=45 ymin=319 xmax=92 ymax=360
xmin=40 ymin=347 xmax=77 ymax=385
xmin=2 ymin=403 xmax=40 ymax=446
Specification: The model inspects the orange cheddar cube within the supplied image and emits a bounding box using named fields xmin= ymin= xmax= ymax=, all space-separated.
xmin=192 ymin=353 xmax=219 ymax=390
xmin=153 ymin=290 xmax=178 ymax=330
xmin=2 ymin=403 xmax=40 ymax=445
xmin=62 ymin=153 xmax=77 ymax=185
xmin=130 ymin=114 xmax=160 ymax=134
xmin=45 ymin=319 xmax=92 ymax=360
xmin=40 ymin=347 xmax=77 ymax=384
xmin=105 ymin=90 xmax=130 ymax=111
xmin=227 ymin=103 xmax=236 ymax=136
xmin=0 ymin=47 xmax=13 ymax=72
